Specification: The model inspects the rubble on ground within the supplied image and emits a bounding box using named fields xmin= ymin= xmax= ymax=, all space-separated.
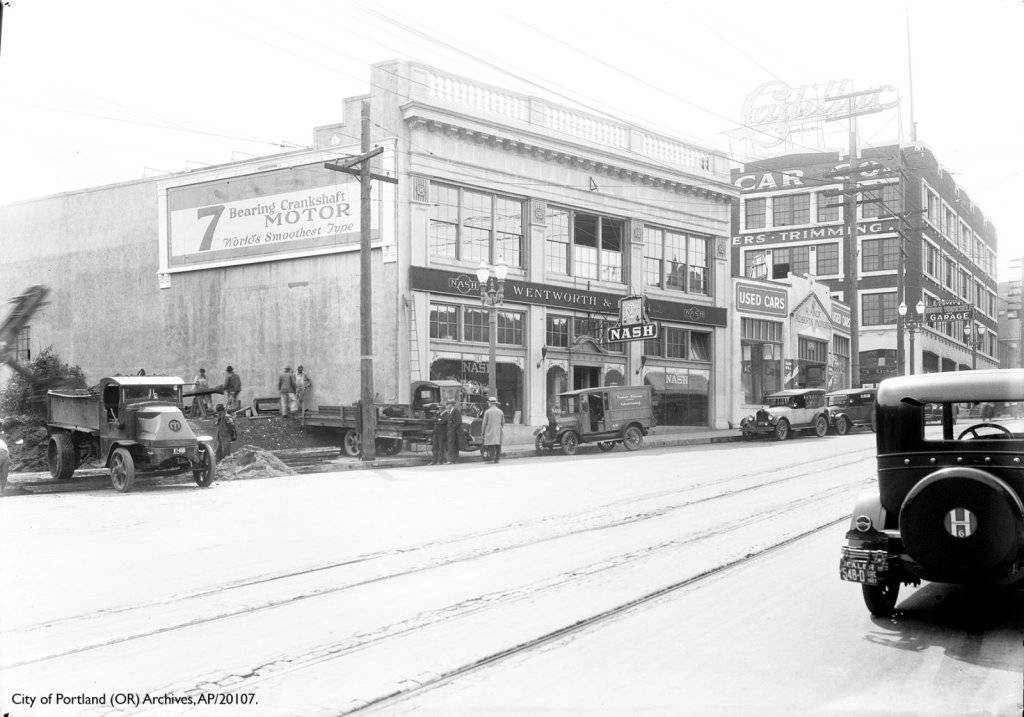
xmin=217 ymin=444 xmax=297 ymax=481
xmin=0 ymin=417 xmax=49 ymax=471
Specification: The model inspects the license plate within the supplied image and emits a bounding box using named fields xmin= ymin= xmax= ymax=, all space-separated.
xmin=839 ymin=550 xmax=887 ymax=585
xmin=173 ymin=447 xmax=187 ymax=454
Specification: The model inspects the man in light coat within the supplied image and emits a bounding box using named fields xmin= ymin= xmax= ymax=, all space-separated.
xmin=481 ymin=396 xmax=504 ymax=463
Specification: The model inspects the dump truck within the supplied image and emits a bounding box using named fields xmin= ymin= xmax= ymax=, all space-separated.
xmin=46 ymin=376 xmax=217 ymax=492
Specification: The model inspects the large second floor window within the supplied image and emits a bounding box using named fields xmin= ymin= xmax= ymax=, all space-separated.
xmin=771 ymin=246 xmax=810 ymax=278
xmin=861 ymin=237 xmax=899 ymax=272
xmin=745 ymin=198 xmax=766 ymax=229
xmin=430 ymin=183 xmax=524 ymax=268
xmin=545 ymin=207 xmax=624 ymax=282
xmin=862 ymin=292 xmax=897 ymax=326
xmin=428 ymin=302 xmax=524 ymax=346
xmin=643 ymin=226 xmax=710 ymax=295
xmin=861 ymin=183 xmax=901 ymax=218
xmin=773 ymin=193 xmax=810 ymax=226
xmin=815 ymin=243 xmax=839 ymax=275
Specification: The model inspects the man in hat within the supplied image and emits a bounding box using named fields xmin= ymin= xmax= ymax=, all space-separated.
xmin=429 ymin=402 xmax=448 ymax=465
xmin=223 ymin=365 xmax=241 ymax=413
xmin=278 ymin=366 xmax=296 ymax=417
xmin=481 ymin=396 xmax=505 ymax=463
xmin=295 ymin=365 xmax=312 ymax=417
xmin=445 ymin=397 xmax=462 ymax=464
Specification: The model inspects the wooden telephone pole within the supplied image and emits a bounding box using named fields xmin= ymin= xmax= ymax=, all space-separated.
xmin=324 ymin=101 xmax=397 ymax=460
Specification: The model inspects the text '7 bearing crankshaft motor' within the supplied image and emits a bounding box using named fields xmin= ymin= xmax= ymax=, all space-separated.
xmin=839 ymin=369 xmax=1024 ymax=617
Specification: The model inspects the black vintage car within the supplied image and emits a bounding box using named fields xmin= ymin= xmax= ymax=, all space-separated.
xmin=825 ymin=387 xmax=876 ymax=435
xmin=839 ymin=369 xmax=1024 ymax=616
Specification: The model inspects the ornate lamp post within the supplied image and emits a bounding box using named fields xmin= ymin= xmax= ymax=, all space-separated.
xmin=897 ymin=299 xmax=925 ymax=375
xmin=964 ymin=317 xmax=987 ymax=370
xmin=475 ymin=262 xmax=507 ymax=401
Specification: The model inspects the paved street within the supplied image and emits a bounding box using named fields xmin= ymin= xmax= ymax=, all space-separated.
xmin=1 ymin=434 xmax=1021 ymax=716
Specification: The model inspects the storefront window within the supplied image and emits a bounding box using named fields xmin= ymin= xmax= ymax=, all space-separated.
xmin=429 ymin=303 xmax=458 ymax=341
xmin=645 ymin=327 xmax=712 ymax=362
xmin=428 ymin=303 xmax=525 ymax=346
xmin=798 ymin=337 xmax=828 ymax=388
xmin=644 ymin=368 xmax=710 ymax=426
xmin=741 ymin=318 xmax=782 ymax=403
xmin=431 ymin=358 xmax=524 ymax=423
xmin=546 ymin=316 xmax=569 ymax=347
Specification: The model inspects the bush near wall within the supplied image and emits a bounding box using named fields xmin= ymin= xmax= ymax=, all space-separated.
xmin=0 ymin=347 xmax=88 ymax=419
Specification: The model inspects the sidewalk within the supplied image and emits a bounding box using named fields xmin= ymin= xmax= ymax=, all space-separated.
xmin=295 ymin=424 xmax=742 ymax=473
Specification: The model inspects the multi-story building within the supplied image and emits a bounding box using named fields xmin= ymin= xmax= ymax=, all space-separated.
xmin=730 ymin=144 xmax=999 ymax=388
xmin=998 ymin=279 xmax=1022 ymax=369
xmin=0 ymin=61 xmax=737 ymax=428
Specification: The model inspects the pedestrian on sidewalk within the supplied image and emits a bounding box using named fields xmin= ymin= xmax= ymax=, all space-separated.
xmin=295 ymin=365 xmax=312 ymax=417
xmin=481 ymin=396 xmax=504 ymax=463
xmin=445 ymin=398 xmax=462 ymax=464
xmin=278 ymin=366 xmax=297 ymax=417
xmin=429 ymin=403 xmax=448 ymax=465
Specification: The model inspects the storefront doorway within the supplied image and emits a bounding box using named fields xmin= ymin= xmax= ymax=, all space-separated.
xmin=573 ymin=365 xmax=600 ymax=390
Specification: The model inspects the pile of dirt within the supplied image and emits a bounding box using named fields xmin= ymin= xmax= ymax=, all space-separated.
xmin=0 ymin=417 xmax=50 ymax=471
xmin=217 ymin=444 xmax=297 ymax=481
xmin=232 ymin=414 xmax=342 ymax=451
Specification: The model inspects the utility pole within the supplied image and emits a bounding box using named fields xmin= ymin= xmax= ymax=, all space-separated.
xmin=825 ymin=88 xmax=894 ymax=387
xmin=324 ymin=101 xmax=397 ymax=461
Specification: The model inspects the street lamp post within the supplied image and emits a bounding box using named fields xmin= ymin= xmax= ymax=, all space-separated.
xmin=897 ymin=299 xmax=925 ymax=375
xmin=964 ymin=312 xmax=987 ymax=370
xmin=475 ymin=262 xmax=507 ymax=401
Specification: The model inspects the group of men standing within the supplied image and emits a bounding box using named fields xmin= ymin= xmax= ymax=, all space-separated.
xmin=277 ymin=365 xmax=312 ymax=418
xmin=430 ymin=395 xmax=505 ymax=465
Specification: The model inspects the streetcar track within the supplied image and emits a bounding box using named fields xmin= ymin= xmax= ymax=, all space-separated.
xmin=4 ymin=444 xmax=873 ymax=635
xmin=0 ymin=454 xmax=874 ymax=670
xmin=348 ymin=513 xmax=852 ymax=715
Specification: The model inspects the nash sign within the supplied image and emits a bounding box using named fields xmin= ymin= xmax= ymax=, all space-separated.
xmin=606 ymin=323 xmax=659 ymax=342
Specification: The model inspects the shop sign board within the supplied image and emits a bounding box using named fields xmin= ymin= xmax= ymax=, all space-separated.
xmin=924 ymin=305 xmax=971 ymax=322
xmin=831 ymin=304 xmax=851 ymax=331
xmin=164 ymin=160 xmax=377 ymax=271
xmin=410 ymin=267 xmax=728 ymax=327
xmin=606 ymin=323 xmax=658 ymax=342
xmin=736 ymin=282 xmax=788 ymax=317
xmin=731 ymin=220 xmax=896 ymax=248
xmin=791 ymin=295 xmax=832 ymax=334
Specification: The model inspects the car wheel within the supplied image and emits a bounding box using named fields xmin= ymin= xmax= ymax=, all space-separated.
xmin=342 ymin=429 xmax=361 ymax=457
xmin=814 ymin=415 xmax=828 ymax=438
xmin=835 ymin=416 xmax=851 ymax=436
xmin=560 ymin=431 xmax=579 ymax=456
xmin=597 ymin=441 xmax=616 ymax=452
xmin=862 ymin=581 xmax=900 ymax=617
xmin=622 ymin=426 xmax=643 ymax=451
xmin=534 ymin=434 xmax=546 ymax=456
xmin=110 ymin=447 xmax=136 ymax=493
xmin=192 ymin=443 xmax=217 ymax=487
xmin=48 ymin=433 xmax=77 ymax=480
xmin=774 ymin=419 xmax=790 ymax=441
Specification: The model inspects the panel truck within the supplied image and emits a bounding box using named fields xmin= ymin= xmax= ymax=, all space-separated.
xmin=46 ymin=376 xmax=216 ymax=492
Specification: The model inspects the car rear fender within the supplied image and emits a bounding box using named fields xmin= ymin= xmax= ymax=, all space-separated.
xmin=848 ymin=490 xmax=887 ymax=533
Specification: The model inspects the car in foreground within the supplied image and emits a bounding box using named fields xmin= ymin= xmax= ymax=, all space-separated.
xmin=825 ymin=387 xmax=876 ymax=435
xmin=839 ymin=369 xmax=1024 ymax=616
xmin=739 ymin=388 xmax=829 ymax=441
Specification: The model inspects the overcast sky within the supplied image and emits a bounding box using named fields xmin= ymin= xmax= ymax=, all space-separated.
xmin=1 ymin=0 xmax=1021 ymax=278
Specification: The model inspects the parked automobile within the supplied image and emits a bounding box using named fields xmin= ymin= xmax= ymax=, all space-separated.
xmin=825 ymin=387 xmax=877 ymax=435
xmin=535 ymin=385 xmax=655 ymax=456
xmin=839 ymin=369 xmax=1024 ymax=616
xmin=739 ymin=388 xmax=829 ymax=441
xmin=924 ymin=401 xmax=958 ymax=424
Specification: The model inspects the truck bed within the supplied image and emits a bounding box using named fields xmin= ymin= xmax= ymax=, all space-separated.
xmin=302 ymin=404 xmax=433 ymax=440
xmin=47 ymin=389 xmax=101 ymax=433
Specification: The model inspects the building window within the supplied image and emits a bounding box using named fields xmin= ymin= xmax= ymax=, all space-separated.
xmin=643 ymin=226 xmax=711 ymax=295
xmin=428 ymin=303 xmax=525 ymax=346
xmin=832 ymin=334 xmax=850 ymax=361
xmin=861 ymin=237 xmax=899 ymax=272
xmin=13 ymin=326 xmax=31 ymax=361
xmin=772 ymin=193 xmax=810 ymax=227
xmin=817 ymin=193 xmax=842 ymax=223
xmin=924 ymin=242 xmax=939 ymax=278
xmin=546 ymin=315 xmax=569 ymax=347
xmin=862 ymin=292 xmax=897 ymax=326
xmin=925 ymin=186 xmax=940 ymax=227
xmin=429 ymin=303 xmax=458 ymax=341
xmin=546 ymin=207 xmax=623 ymax=282
xmin=644 ymin=328 xmax=711 ymax=362
xmin=771 ymin=246 xmax=810 ymax=278
xmin=745 ymin=198 xmax=766 ymax=229
xmin=429 ymin=183 xmax=524 ymax=267
xmin=944 ymin=257 xmax=955 ymax=289
xmin=799 ymin=337 xmax=828 ymax=363
xmin=861 ymin=183 xmax=901 ymax=218
xmin=744 ymin=250 xmax=769 ymax=279
xmin=815 ymin=243 xmax=839 ymax=275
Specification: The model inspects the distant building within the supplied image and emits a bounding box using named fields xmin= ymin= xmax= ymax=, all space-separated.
xmin=997 ymin=279 xmax=1022 ymax=368
xmin=730 ymin=144 xmax=999 ymax=386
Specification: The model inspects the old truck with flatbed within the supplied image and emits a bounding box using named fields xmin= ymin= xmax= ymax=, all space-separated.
xmin=46 ymin=376 xmax=217 ymax=492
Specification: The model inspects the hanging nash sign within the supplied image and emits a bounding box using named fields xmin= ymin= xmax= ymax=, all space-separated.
xmin=605 ymin=295 xmax=660 ymax=343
